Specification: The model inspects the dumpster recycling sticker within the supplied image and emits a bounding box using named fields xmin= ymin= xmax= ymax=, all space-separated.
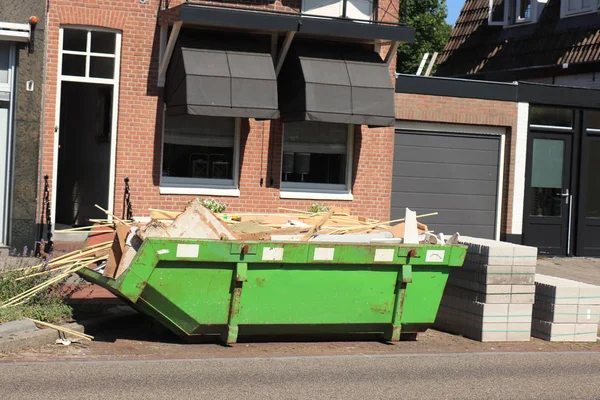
xmin=425 ymin=250 xmax=445 ymax=262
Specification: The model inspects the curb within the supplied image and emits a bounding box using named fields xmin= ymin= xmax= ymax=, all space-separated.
xmin=0 ymin=306 xmax=137 ymax=354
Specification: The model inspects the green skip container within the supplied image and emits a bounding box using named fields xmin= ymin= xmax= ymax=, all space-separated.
xmin=78 ymin=238 xmax=466 ymax=344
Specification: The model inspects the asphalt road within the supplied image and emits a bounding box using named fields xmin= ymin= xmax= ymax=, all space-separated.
xmin=1 ymin=351 xmax=599 ymax=399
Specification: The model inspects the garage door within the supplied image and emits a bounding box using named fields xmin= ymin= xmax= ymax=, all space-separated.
xmin=392 ymin=130 xmax=501 ymax=239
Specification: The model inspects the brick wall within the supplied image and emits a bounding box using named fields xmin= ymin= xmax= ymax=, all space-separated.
xmin=41 ymin=0 xmax=400 ymax=224
xmin=394 ymin=93 xmax=519 ymax=234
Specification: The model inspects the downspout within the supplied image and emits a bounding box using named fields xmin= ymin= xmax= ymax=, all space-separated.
xmin=36 ymin=2 xmax=50 ymax=251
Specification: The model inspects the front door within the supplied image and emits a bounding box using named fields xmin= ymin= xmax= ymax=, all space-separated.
xmin=523 ymin=132 xmax=573 ymax=256
xmin=576 ymin=112 xmax=600 ymax=256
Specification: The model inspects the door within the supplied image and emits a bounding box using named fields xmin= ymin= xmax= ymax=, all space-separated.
xmin=0 ymin=41 xmax=14 ymax=245
xmin=576 ymin=113 xmax=600 ymax=256
xmin=523 ymin=133 xmax=573 ymax=256
xmin=392 ymin=130 xmax=501 ymax=239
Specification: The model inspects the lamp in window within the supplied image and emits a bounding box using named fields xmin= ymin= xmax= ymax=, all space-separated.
xmin=282 ymin=152 xmax=295 ymax=182
xmin=294 ymin=153 xmax=311 ymax=182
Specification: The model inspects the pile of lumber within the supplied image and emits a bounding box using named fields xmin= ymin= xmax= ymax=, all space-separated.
xmin=48 ymin=200 xmax=449 ymax=282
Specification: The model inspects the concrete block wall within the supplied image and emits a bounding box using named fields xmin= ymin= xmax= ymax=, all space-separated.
xmin=532 ymin=274 xmax=600 ymax=342
xmin=434 ymin=237 xmax=538 ymax=342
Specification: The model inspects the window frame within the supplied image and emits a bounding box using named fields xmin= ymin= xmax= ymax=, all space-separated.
xmin=279 ymin=123 xmax=354 ymax=201
xmin=561 ymin=0 xmax=598 ymax=18
xmin=488 ymin=0 xmax=509 ymax=26
xmin=301 ymin=0 xmax=374 ymax=21
xmin=159 ymin=114 xmax=242 ymax=197
xmin=59 ymin=26 xmax=120 ymax=84
xmin=515 ymin=0 xmax=535 ymax=24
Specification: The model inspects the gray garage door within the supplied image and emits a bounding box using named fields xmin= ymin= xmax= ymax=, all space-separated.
xmin=392 ymin=130 xmax=501 ymax=239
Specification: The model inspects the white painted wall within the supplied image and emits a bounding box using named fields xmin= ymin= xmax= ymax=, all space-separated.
xmin=511 ymin=102 xmax=530 ymax=235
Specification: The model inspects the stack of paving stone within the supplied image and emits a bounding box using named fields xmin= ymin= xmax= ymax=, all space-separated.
xmin=434 ymin=237 xmax=538 ymax=342
xmin=532 ymin=274 xmax=600 ymax=342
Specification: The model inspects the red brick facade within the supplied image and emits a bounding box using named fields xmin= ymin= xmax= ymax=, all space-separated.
xmin=41 ymin=0 xmax=399 ymax=223
xmin=394 ymin=93 xmax=519 ymax=233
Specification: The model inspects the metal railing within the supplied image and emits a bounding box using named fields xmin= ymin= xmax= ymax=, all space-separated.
xmin=123 ymin=177 xmax=133 ymax=221
xmin=36 ymin=175 xmax=53 ymax=256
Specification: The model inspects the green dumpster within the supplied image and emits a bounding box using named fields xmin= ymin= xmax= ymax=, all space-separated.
xmin=77 ymin=238 xmax=466 ymax=343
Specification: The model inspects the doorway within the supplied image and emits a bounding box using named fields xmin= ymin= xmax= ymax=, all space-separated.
xmin=55 ymin=82 xmax=112 ymax=227
xmin=53 ymin=27 xmax=121 ymax=229
xmin=523 ymin=132 xmax=573 ymax=255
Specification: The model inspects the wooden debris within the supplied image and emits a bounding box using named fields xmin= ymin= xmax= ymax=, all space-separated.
xmin=30 ymin=319 xmax=94 ymax=341
xmin=301 ymin=209 xmax=334 ymax=241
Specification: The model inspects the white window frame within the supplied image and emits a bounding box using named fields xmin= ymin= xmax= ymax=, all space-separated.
xmin=561 ymin=0 xmax=598 ymax=18
xmin=489 ymin=0 xmax=509 ymax=25
xmin=280 ymin=124 xmax=354 ymax=201
xmin=301 ymin=0 xmax=374 ymax=21
xmin=159 ymin=116 xmax=241 ymax=197
xmin=52 ymin=26 xmax=122 ymax=229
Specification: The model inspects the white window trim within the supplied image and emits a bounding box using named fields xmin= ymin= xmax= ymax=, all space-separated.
xmin=560 ymin=0 xmax=599 ymax=18
xmin=0 ymin=42 xmax=15 ymax=245
xmin=0 ymin=22 xmax=30 ymax=43
xmin=59 ymin=26 xmax=119 ymax=84
xmin=52 ymin=26 xmax=122 ymax=230
xmin=301 ymin=0 xmax=374 ymax=20
xmin=280 ymin=124 xmax=354 ymax=201
xmin=159 ymin=116 xmax=241 ymax=197
xmin=488 ymin=0 xmax=509 ymax=26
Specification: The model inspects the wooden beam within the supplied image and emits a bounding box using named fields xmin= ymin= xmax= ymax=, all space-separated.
xmin=424 ymin=52 xmax=439 ymax=77
xmin=275 ymin=31 xmax=295 ymax=76
xmin=158 ymin=21 xmax=182 ymax=88
xmin=385 ymin=41 xmax=400 ymax=66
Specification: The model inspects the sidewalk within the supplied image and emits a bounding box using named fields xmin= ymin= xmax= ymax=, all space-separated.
xmin=536 ymin=257 xmax=600 ymax=285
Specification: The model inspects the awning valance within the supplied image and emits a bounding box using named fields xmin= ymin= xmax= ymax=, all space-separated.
xmin=278 ymin=45 xmax=395 ymax=127
xmin=165 ymin=33 xmax=279 ymax=119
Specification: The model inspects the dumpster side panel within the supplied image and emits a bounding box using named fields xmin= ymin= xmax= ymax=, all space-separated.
xmin=239 ymin=265 xmax=398 ymax=325
xmin=400 ymin=267 xmax=450 ymax=325
xmin=141 ymin=261 xmax=234 ymax=331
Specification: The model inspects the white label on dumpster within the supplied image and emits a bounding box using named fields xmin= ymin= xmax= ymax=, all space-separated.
xmin=425 ymin=250 xmax=445 ymax=263
xmin=314 ymin=248 xmax=335 ymax=261
xmin=176 ymin=244 xmax=199 ymax=258
xmin=156 ymin=249 xmax=170 ymax=255
xmin=374 ymin=249 xmax=395 ymax=262
xmin=262 ymin=247 xmax=284 ymax=261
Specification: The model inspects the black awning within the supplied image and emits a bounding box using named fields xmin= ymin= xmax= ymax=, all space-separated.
xmin=165 ymin=33 xmax=279 ymax=119
xmin=278 ymin=45 xmax=395 ymax=127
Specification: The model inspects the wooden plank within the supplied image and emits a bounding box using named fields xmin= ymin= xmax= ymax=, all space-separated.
xmin=103 ymin=223 xmax=130 ymax=278
xmin=301 ymin=209 xmax=334 ymax=241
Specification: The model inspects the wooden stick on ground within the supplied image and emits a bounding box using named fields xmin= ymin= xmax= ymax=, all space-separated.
xmin=29 ymin=319 xmax=94 ymax=341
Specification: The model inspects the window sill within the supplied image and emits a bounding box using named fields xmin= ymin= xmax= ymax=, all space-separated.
xmin=279 ymin=190 xmax=354 ymax=201
xmin=159 ymin=186 xmax=241 ymax=197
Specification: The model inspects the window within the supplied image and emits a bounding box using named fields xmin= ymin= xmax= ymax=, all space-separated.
xmin=488 ymin=0 xmax=508 ymax=25
xmin=517 ymin=0 xmax=533 ymax=22
xmin=302 ymin=0 xmax=373 ymax=21
xmin=60 ymin=28 xmax=118 ymax=80
xmin=0 ymin=41 xmax=10 ymax=90
xmin=280 ymin=122 xmax=353 ymax=200
xmin=561 ymin=0 xmax=598 ymax=17
xmin=490 ymin=0 xmax=548 ymax=26
xmin=587 ymin=110 xmax=600 ymax=131
xmin=161 ymin=115 xmax=241 ymax=195
xmin=529 ymin=106 xmax=575 ymax=129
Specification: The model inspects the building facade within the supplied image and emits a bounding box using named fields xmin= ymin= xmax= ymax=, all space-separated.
xmin=0 ymin=0 xmax=45 ymax=253
xmin=39 ymin=0 xmax=411 ymax=244
xmin=398 ymin=0 xmax=600 ymax=257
